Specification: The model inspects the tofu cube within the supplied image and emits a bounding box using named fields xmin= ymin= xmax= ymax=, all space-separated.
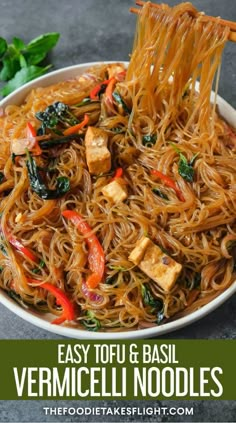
xmin=102 ymin=179 xmax=128 ymax=203
xmin=129 ymin=236 xmax=182 ymax=291
xmin=85 ymin=126 xmax=111 ymax=175
xmin=129 ymin=236 xmax=151 ymax=265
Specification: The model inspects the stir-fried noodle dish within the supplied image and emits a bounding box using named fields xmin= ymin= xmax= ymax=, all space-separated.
xmin=0 ymin=2 xmax=235 ymax=331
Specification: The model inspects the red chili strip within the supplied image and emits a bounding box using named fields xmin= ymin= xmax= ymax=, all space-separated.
xmin=89 ymin=78 xmax=111 ymax=101
xmin=62 ymin=210 xmax=105 ymax=289
xmin=63 ymin=114 xmax=89 ymax=136
xmin=27 ymin=278 xmax=75 ymax=325
xmin=151 ymin=169 xmax=185 ymax=202
xmin=111 ymin=167 xmax=123 ymax=181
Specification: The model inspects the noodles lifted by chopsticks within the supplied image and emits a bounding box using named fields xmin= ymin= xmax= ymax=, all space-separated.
xmin=0 ymin=2 xmax=235 ymax=332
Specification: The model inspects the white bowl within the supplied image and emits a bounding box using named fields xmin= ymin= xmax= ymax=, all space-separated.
xmin=0 ymin=62 xmax=235 ymax=339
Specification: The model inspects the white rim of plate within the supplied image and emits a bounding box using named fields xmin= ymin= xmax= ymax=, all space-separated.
xmin=0 ymin=61 xmax=235 ymax=340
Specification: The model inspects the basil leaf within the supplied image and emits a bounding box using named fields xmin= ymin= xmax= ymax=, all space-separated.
xmin=178 ymin=154 xmax=195 ymax=182
xmin=152 ymin=188 xmax=169 ymax=200
xmin=170 ymin=143 xmax=198 ymax=183
xmin=0 ymin=65 xmax=51 ymax=96
xmin=0 ymin=239 xmax=7 ymax=256
xmin=0 ymin=37 xmax=7 ymax=58
xmin=157 ymin=309 xmax=165 ymax=325
xmin=179 ymin=163 xmax=194 ymax=182
xmin=105 ymin=275 xmax=117 ymax=285
xmin=26 ymin=150 xmax=70 ymax=200
xmin=186 ymin=272 xmax=201 ymax=290
xmin=7 ymin=290 xmax=28 ymax=308
xmin=19 ymin=54 xmax=27 ymax=68
xmin=112 ymin=91 xmax=131 ymax=114
xmin=35 ymin=101 xmax=78 ymax=136
xmin=193 ymin=272 xmax=201 ymax=288
xmin=74 ymin=97 xmax=91 ymax=107
xmin=24 ymin=44 xmax=55 ymax=66
xmin=24 ymin=51 xmax=48 ymax=66
xmin=0 ymin=172 xmax=4 ymax=184
xmin=0 ymin=57 xmax=21 ymax=81
xmin=142 ymin=134 xmax=157 ymax=146
xmin=56 ymin=176 xmax=70 ymax=196
xmin=110 ymin=127 xmax=125 ymax=134
xmin=142 ymin=284 xmax=164 ymax=324
xmin=12 ymin=37 xmax=25 ymax=51
xmin=0 ymin=33 xmax=60 ymax=96
xmin=141 ymin=284 xmax=163 ymax=310
xmin=26 ymin=33 xmax=60 ymax=55
xmin=32 ymin=259 xmax=45 ymax=274
xmin=7 ymin=290 xmax=21 ymax=301
xmin=82 ymin=311 xmax=101 ymax=331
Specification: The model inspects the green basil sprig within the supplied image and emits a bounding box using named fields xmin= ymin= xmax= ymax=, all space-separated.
xmin=0 ymin=33 xmax=60 ymax=96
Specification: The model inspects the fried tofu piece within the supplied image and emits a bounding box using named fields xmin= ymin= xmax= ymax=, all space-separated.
xmin=129 ymin=236 xmax=182 ymax=291
xmin=85 ymin=126 xmax=111 ymax=175
xmin=129 ymin=236 xmax=151 ymax=264
xmin=102 ymin=179 xmax=128 ymax=203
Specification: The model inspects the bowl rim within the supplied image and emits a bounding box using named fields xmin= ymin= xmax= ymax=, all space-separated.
xmin=0 ymin=281 xmax=235 ymax=339
xmin=0 ymin=61 xmax=235 ymax=340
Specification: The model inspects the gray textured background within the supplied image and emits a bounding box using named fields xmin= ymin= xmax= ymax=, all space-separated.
xmin=0 ymin=0 xmax=235 ymax=422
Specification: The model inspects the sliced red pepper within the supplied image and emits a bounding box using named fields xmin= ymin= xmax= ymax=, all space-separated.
xmin=89 ymin=78 xmax=111 ymax=101
xmin=27 ymin=278 xmax=75 ymax=324
xmin=8 ymin=236 xmax=39 ymax=263
xmin=111 ymin=167 xmax=123 ymax=181
xmin=63 ymin=114 xmax=89 ymax=136
xmin=89 ymin=71 xmax=124 ymax=102
xmin=104 ymin=77 xmax=116 ymax=107
xmin=27 ymin=122 xmax=37 ymax=138
xmin=27 ymin=122 xmax=42 ymax=156
xmin=0 ymin=223 xmax=39 ymax=263
xmin=151 ymin=169 xmax=185 ymax=202
xmin=62 ymin=210 xmax=105 ymax=289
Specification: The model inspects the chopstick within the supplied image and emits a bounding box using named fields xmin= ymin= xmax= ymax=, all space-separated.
xmin=130 ymin=1 xmax=236 ymax=42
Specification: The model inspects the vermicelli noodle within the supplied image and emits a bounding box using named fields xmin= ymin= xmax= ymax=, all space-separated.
xmin=0 ymin=2 xmax=235 ymax=331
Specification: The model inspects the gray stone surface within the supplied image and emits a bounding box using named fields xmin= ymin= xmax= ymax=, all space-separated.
xmin=0 ymin=0 xmax=235 ymax=421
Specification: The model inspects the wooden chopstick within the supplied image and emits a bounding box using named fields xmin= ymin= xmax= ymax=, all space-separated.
xmin=131 ymin=1 xmax=236 ymax=42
